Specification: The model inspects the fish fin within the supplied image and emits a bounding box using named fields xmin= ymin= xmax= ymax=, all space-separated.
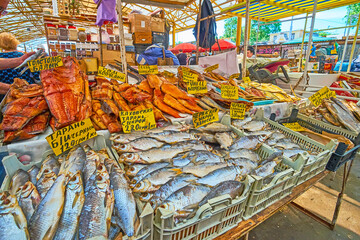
xmin=170 ymin=168 xmax=183 ymax=175
xmin=43 ymin=223 xmax=58 ymax=240
xmin=184 ymin=203 xmax=199 ymax=210
xmin=134 ymin=214 xmax=140 ymax=236
xmin=72 ymin=192 xmax=80 ymax=209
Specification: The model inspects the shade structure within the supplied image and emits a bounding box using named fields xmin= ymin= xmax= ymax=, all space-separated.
xmin=282 ymin=36 xmax=336 ymax=44
xmin=211 ymin=39 xmax=237 ymax=51
xmin=170 ymin=43 xmax=206 ymax=53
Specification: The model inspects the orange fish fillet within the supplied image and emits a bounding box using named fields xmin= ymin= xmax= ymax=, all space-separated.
xmin=138 ymin=80 xmax=153 ymax=94
xmin=161 ymin=83 xmax=197 ymax=103
xmin=153 ymin=89 xmax=181 ymax=118
xmin=163 ymin=94 xmax=194 ymax=114
xmin=147 ymin=75 xmax=163 ymax=89
xmin=177 ymin=99 xmax=203 ymax=112
xmin=144 ymin=100 xmax=168 ymax=122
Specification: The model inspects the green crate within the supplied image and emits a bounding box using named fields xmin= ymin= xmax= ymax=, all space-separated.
xmin=153 ymin=176 xmax=253 ymax=240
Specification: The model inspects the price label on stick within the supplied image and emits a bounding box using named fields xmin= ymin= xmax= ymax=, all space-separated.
xmin=282 ymin=122 xmax=306 ymax=132
xmin=193 ymin=109 xmax=219 ymax=128
xmin=230 ymin=102 xmax=248 ymax=119
xmin=27 ymin=56 xmax=63 ymax=72
xmin=204 ymin=64 xmax=219 ymax=73
xmin=221 ymin=85 xmax=238 ymax=100
xmin=138 ymin=65 xmax=158 ymax=75
xmin=187 ymin=80 xmax=208 ymax=94
xmin=46 ymin=118 xmax=97 ymax=156
xmin=119 ymin=108 xmax=156 ymax=133
xmin=97 ymin=66 xmax=126 ymax=82
xmin=309 ymin=86 xmax=336 ymax=107
xmin=229 ymin=73 xmax=240 ymax=81
xmin=183 ymin=71 xmax=198 ymax=82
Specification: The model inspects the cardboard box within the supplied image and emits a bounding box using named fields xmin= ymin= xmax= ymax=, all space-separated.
xmin=129 ymin=14 xmax=151 ymax=33
xmin=83 ymin=57 xmax=98 ymax=73
xmin=126 ymin=52 xmax=135 ymax=63
xmin=151 ymin=17 xmax=165 ymax=32
xmin=133 ymin=32 xmax=152 ymax=44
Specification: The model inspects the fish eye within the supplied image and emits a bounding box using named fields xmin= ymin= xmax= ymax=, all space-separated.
xmin=96 ymin=175 xmax=103 ymax=181
xmin=128 ymin=154 xmax=133 ymax=158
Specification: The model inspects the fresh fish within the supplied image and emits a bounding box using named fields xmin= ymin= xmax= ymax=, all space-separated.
xmin=196 ymin=166 xmax=243 ymax=187
xmin=266 ymin=132 xmax=286 ymax=146
xmin=259 ymin=152 xmax=283 ymax=166
xmin=227 ymin=158 xmax=258 ymax=174
xmin=65 ymin=146 xmax=86 ymax=176
xmin=27 ymin=166 xmax=39 ymax=185
xmin=242 ymin=120 xmax=267 ymax=132
xmin=325 ymin=99 xmax=360 ymax=133
xmin=113 ymin=137 xmax=164 ymax=153
xmin=10 ymin=169 xmax=30 ymax=195
xmin=133 ymin=168 xmax=177 ymax=193
xmin=248 ymin=130 xmax=273 ymax=138
xmin=0 ymin=193 xmax=29 ymax=240
xmin=15 ymin=181 xmax=41 ymax=222
xmin=230 ymin=135 xmax=268 ymax=151
xmin=150 ymin=131 xmax=199 ymax=144
xmin=29 ymin=174 xmax=67 ymax=240
xmin=228 ymin=149 xmax=259 ymax=162
xmin=201 ymin=96 xmax=228 ymax=111
xmin=198 ymin=122 xmax=231 ymax=133
xmin=232 ymin=117 xmax=252 ymax=129
xmin=254 ymin=161 xmax=278 ymax=178
xmin=147 ymin=174 xmax=198 ymax=208
xmin=83 ymin=149 xmax=100 ymax=183
xmin=125 ymin=164 xmax=147 ymax=177
xmin=79 ymin=169 xmax=114 ymax=240
xmin=172 ymin=150 xmax=223 ymax=167
xmin=179 ymin=162 xmax=229 ymax=178
xmin=14 ymin=49 xmax=44 ymax=69
xmin=110 ymin=166 xmax=137 ymax=237
xmin=36 ymin=154 xmax=60 ymax=181
xmin=273 ymin=138 xmax=300 ymax=150
xmin=198 ymin=180 xmax=245 ymax=207
xmin=110 ymin=131 xmax=148 ymax=144
xmin=159 ymin=184 xmax=211 ymax=219
xmin=215 ymin=132 xmax=234 ymax=149
xmin=282 ymin=149 xmax=306 ymax=158
xmin=131 ymin=162 xmax=170 ymax=186
xmin=53 ymin=171 xmax=84 ymax=240
xmin=36 ymin=169 xmax=57 ymax=199
xmin=194 ymin=132 xmax=218 ymax=143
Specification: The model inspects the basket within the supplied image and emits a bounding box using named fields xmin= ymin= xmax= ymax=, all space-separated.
xmin=153 ymin=176 xmax=253 ymax=240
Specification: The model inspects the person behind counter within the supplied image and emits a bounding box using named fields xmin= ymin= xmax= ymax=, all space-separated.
xmin=176 ymin=49 xmax=187 ymax=65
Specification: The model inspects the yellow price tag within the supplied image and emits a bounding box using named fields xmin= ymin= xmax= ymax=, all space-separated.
xmin=183 ymin=71 xmax=198 ymax=82
xmin=243 ymin=77 xmax=251 ymax=84
xmin=309 ymin=86 xmax=336 ymax=107
xmin=187 ymin=81 xmax=208 ymax=94
xmin=221 ymin=85 xmax=239 ymax=100
xmin=282 ymin=122 xmax=306 ymax=132
xmin=46 ymin=118 xmax=97 ymax=156
xmin=229 ymin=73 xmax=240 ymax=81
xmin=204 ymin=64 xmax=219 ymax=73
xmin=138 ymin=65 xmax=159 ymax=75
xmin=119 ymin=108 xmax=156 ymax=133
xmin=230 ymin=103 xmax=248 ymax=119
xmin=28 ymin=56 xmax=63 ymax=72
xmin=97 ymin=66 xmax=126 ymax=82
xmin=193 ymin=108 xmax=219 ymax=128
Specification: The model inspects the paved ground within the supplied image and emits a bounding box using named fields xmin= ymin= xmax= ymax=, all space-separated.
xmin=249 ymin=159 xmax=360 ymax=240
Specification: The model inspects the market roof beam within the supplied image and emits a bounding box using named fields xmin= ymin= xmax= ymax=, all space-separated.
xmin=261 ymin=0 xmax=307 ymax=14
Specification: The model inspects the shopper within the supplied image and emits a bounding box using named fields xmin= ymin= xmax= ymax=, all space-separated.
xmin=176 ymin=49 xmax=187 ymax=65
xmin=247 ymin=46 xmax=256 ymax=58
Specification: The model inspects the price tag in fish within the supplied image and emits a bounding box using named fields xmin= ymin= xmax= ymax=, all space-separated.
xmin=183 ymin=71 xmax=198 ymax=82
xmin=27 ymin=56 xmax=63 ymax=72
xmin=187 ymin=80 xmax=208 ymax=94
xmin=221 ymin=85 xmax=238 ymax=100
xmin=309 ymin=86 xmax=336 ymax=107
xmin=282 ymin=122 xmax=306 ymax=132
xmin=243 ymin=77 xmax=251 ymax=84
xmin=204 ymin=64 xmax=219 ymax=73
xmin=193 ymin=108 xmax=219 ymax=128
xmin=119 ymin=108 xmax=156 ymax=133
xmin=138 ymin=65 xmax=158 ymax=75
xmin=230 ymin=102 xmax=248 ymax=119
xmin=229 ymin=73 xmax=240 ymax=81
xmin=97 ymin=66 xmax=126 ymax=82
xmin=46 ymin=118 xmax=97 ymax=156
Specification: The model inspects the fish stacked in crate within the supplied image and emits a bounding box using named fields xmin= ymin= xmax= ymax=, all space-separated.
xmin=1 ymin=145 xmax=141 ymax=239
xmin=0 ymin=78 xmax=50 ymax=143
xmin=111 ymin=122 xmax=284 ymax=223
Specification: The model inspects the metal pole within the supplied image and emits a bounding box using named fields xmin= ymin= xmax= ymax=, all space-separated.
xmin=195 ymin=0 xmax=202 ymax=64
xmin=236 ymin=17 xmax=242 ymax=52
xmin=339 ymin=20 xmax=351 ymax=73
xmin=23 ymin=44 xmax=27 ymax=52
xmin=254 ymin=2 xmax=260 ymax=59
xmin=116 ymin=0 xmax=128 ymax=81
xmin=242 ymin=0 xmax=250 ymax=79
xmin=347 ymin=13 xmax=360 ymax=73
xmin=298 ymin=13 xmax=309 ymax=72
xmin=99 ymin=26 xmax=103 ymax=66
xmin=172 ymin=22 xmax=176 ymax=48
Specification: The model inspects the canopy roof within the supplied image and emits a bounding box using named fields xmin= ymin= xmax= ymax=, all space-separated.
xmin=283 ymin=36 xmax=336 ymax=44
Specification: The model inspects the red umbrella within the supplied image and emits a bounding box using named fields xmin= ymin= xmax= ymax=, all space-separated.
xmin=211 ymin=39 xmax=236 ymax=51
xmin=170 ymin=43 xmax=206 ymax=53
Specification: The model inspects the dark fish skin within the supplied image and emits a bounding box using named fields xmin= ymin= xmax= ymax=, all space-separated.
xmin=27 ymin=166 xmax=39 ymax=185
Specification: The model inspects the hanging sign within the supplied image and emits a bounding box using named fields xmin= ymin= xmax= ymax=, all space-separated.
xmin=138 ymin=65 xmax=158 ymax=75
xmin=46 ymin=118 xmax=97 ymax=156
xmin=229 ymin=73 xmax=240 ymax=81
xmin=183 ymin=71 xmax=198 ymax=82
xmin=119 ymin=108 xmax=156 ymax=133
xmin=204 ymin=64 xmax=219 ymax=73
xmin=193 ymin=108 xmax=219 ymax=128
xmin=230 ymin=103 xmax=248 ymax=120
xmin=187 ymin=80 xmax=208 ymax=94
xmin=309 ymin=86 xmax=336 ymax=107
xmin=221 ymin=85 xmax=239 ymax=100
xmin=282 ymin=122 xmax=306 ymax=132
xmin=97 ymin=66 xmax=126 ymax=82
xmin=28 ymin=56 xmax=63 ymax=72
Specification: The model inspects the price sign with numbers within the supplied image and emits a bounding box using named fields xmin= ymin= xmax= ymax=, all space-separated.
xmin=221 ymin=85 xmax=238 ymax=100
xmin=309 ymin=86 xmax=336 ymax=107
xmin=119 ymin=108 xmax=156 ymax=133
xmin=98 ymin=66 xmax=126 ymax=82
xmin=138 ymin=65 xmax=159 ymax=75
xmin=28 ymin=56 xmax=63 ymax=72
xmin=230 ymin=103 xmax=248 ymax=119
xmin=193 ymin=109 xmax=219 ymax=128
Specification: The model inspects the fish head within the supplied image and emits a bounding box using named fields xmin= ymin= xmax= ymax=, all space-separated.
xmin=126 ymin=165 xmax=142 ymax=176
xmin=139 ymin=192 xmax=153 ymax=202
xmin=0 ymin=191 xmax=10 ymax=205
xmin=133 ymin=180 xmax=151 ymax=193
xmin=120 ymin=153 xmax=140 ymax=163
xmin=16 ymin=181 xmax=34 ymax=198
xmin=95 ymin=174 xmax=109 ymax=191
xmin=117 ymin=143 xmax=132 ymax=152
xmin=67 ymin=171 xmax=83 ymax=191
xmin=158 ymin=202 xmax=175 ymax=212
xmin=83 ymin=144 xmax=92 ymax=153
xmin=0 ymin=194 xmax=16 ymax=213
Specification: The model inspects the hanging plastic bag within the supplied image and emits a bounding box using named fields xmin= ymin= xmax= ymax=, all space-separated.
xmin=94 ymin=0 xmax=117 ymax=26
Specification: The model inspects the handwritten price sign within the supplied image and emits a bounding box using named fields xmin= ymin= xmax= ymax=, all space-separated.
xmin=309 ymin=86 xmax=336 ymax=107
xmin=187 ymin=81 xmax=208 ymax=94
xmin=230 ymin=103 xmax=248 ymax=119
xmin=98 ymin=66 xmax=126 ymax=82
xmin=221 ymin=85 xmax=239 ymax=100
xmin=193 ymin=108 xmax=219 ymax=128
xmin=119 ymin=108 xmax=156 ymax=133
xmin=138 ymin=65 xmax=158 ymax=75
xmin=28 ymin=56 xmax=63 ymax=72
xmin=282 ymin=122 xmax=306 ymax=132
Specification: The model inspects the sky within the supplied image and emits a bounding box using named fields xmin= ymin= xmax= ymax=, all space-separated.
xmin=170 ymin=6 xmax=355 ymax=44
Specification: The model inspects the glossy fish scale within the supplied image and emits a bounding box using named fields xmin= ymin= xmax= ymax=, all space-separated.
xmin=133 ymin=168 xmax=177 ymax=193
xmin=36 ymin=169 xmax=57 ymax=199
xmin=226 ymin=158 xmax=258 ymax=174
xmin=113 ymin=137 xmax=164 ymax=153
xmin=172 ymin=150 xmax=223 ymax=167
xmin=254 ymin=161 xmax=278 ymax=178
xmin=125 ymin=164 xmax=147 ymax=177
xmin=27 ymin=166 xmax=39 ymax=185
xmin=131 ymin=162 xmax=170 ymax=186
xmin=63 ymin=146 xmax=86 ymax=177
xmin=36 ymin=154 xmax=60 ymax=181
xmin=83 ymin=149 xmax=100 ymax=183
xmin=196 ymin=166 xmax=244 ymax=187
xmin=150 ymin=131 xmax=199 ymax=144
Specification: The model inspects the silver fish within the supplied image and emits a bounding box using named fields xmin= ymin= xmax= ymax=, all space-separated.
xmin=248 ymin=130 xmax=273 ymax=138
xmin=36 ymin=154 xmax=60 ymax=181
xmin=53 ymin=171 xmax=84 ymax=240
xmin=10 ymin=169 xmax=30 ymax=195
xmin=15 ymin=181 xmax=41 ymax=222
xmin=232 ymin=117 xmax=252 ymax=129
xmin=36 ymin=169 xmax=57 ymax=199
xmin=110 ymin=166 xmax=137 ymax=237
xmin=131 ymin=162 xmax=170 ymax=186
xmin=27 ymin=166 xmax=39 ymax=185
xmin=227 ymin=158 xmax=258 ymax=174
xmin=198 ymin=122 xmax=231 ymax=133
xmin=274 ymin=138 xmax=301 ymax=150
xmin=196 ymin=166 xmax=243 ymax=187
xmin=172 ymin=150 xmax=223 ymax=167
xmin=282 ymin=149 xmax=306 ymax=158
xmin=113 ymin=137 xmax=164 ymax=153
xmin=180 ymin=162 xmax=229 ymax=178
xmin=97 ymin=149 xmax=116 ymax=173
xmin=254 ymin=161 xmax=278 ymax=178
xmin=125 ymin=164 xmax=147 ymax=177
xmin=29 ymin=174 xmax=67 ymax=240
xmin=194 ymin=132 xmax=218 ymax=143
xmin=0 ymin=192 xmax=29 ymax=240
xmin=215 ymin=132 xmax=234 ymax=149
xmin=110 ymin=131 xmax=149 ymax=144
xmin=133 ymin=168 xmax=177 ymax=193
xmin=83 ymin=149 xmax=100 ymax=183
xmin=228 ymin=149 xmax=259 ymax=162
xmin=242 ymin=120 xmax=267 ymax=132
xmin=230 ymin=135 xmax=268 ymax=151
xmin=64 ymin=146 xmax=86 ymax=177
xmin=150 ymin=131 xmax=199 ymax=144
xmin=266 ymin=132 xmax=286 ymax=146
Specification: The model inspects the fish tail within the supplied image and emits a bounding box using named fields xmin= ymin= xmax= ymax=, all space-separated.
xmin=170 ymin=168 xmax=183 ymax=175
